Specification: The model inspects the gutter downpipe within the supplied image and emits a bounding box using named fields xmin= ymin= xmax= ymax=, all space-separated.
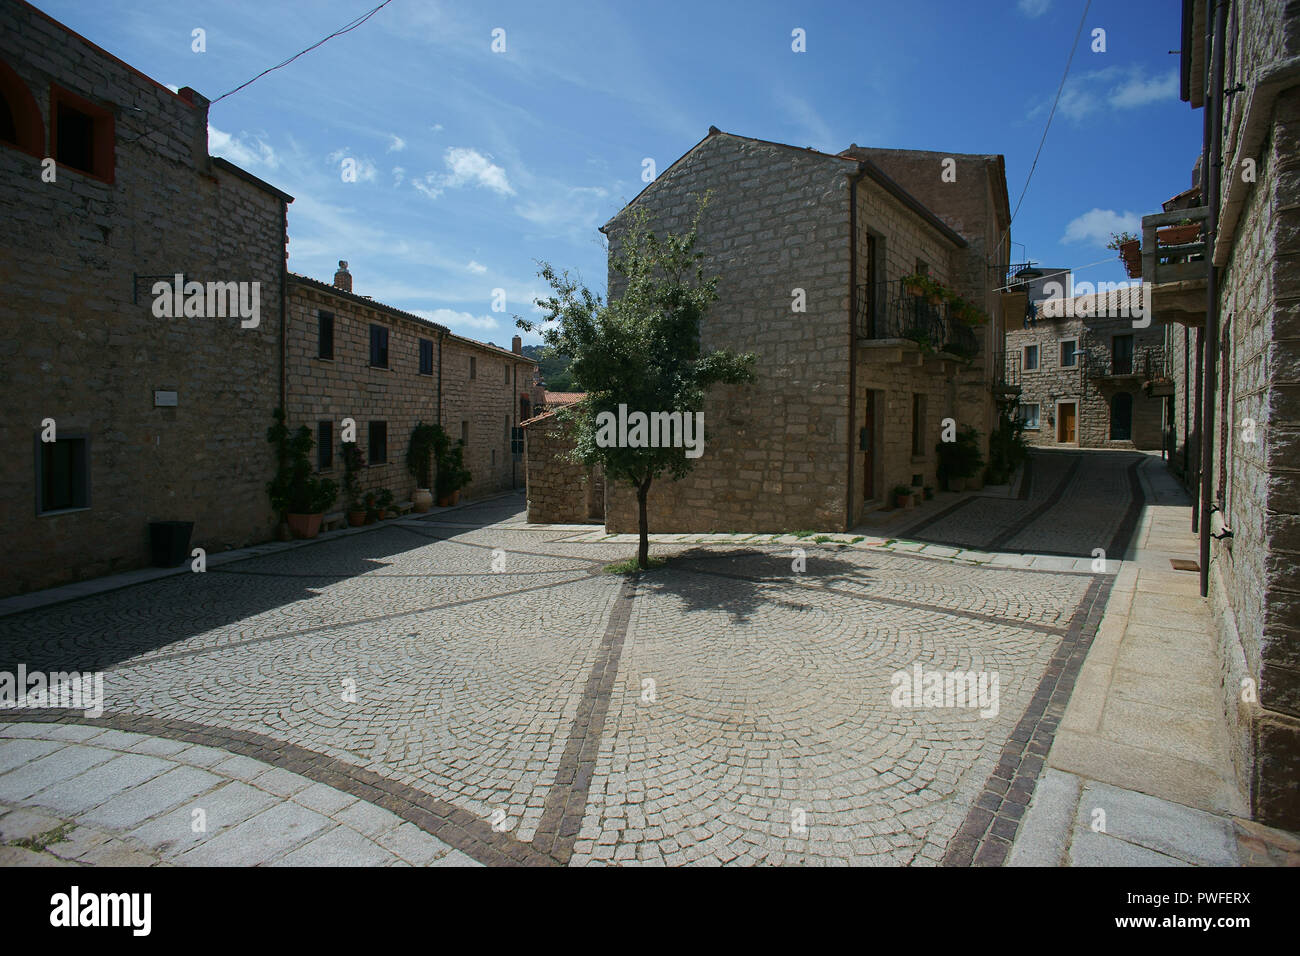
xmin=279 ymin=199 xmax=288 ymax=413
xmin=1200 ymin=0 xmax=1227 ymax=598
xmin=437 ymin=332 xmax=444 ymax=426
xmin=846 ymin=165 xmax=868 ymax=531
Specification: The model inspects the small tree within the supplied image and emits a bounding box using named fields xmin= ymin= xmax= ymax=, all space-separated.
xmin=518 ymin=199 xmax=755 ymax=569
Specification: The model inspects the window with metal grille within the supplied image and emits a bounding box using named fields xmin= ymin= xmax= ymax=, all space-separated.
xmin=317 ymin=421 xmax=333 ymax=470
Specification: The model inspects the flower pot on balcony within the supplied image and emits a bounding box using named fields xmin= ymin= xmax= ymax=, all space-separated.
xmin=1158 ymin=223 xmax=1202 ymax=245
xmin=1119 ymin=239 xmax=1142 ymax=279
xmin=286 ymin=513 xmax=323 ymax=540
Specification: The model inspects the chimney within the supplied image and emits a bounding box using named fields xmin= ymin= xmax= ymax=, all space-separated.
xmin=512 ymin=335 xmax=522 ymax=354
xmin=180 ymin=87 xmax=211 ymax=170
xmin=333 ymin=260 xmax=352 ymax=292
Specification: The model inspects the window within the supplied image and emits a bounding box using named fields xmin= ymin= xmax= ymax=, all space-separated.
xmin=0 ymin=59 xmax=44 ymax=156
xmin=368 ymin=421 xmax=387 ymax=464
xmin=318 ymin=311 xmax=334 ymax=360
xmin=1110 ymin=392 xmax=1133 ymax=441
xmin=1113 ymin=334 xmax=1134 ymax=375
xmin=911 ymin=393 xmax=926 ymax=458
xmin=1023 ymin=344 xmax=1039 ymax=371
xmin=469 ymin=356 xmax=477 ymax=380
xmin=461 ymin=421 xmax=469 ymax=444
xmin=915 ymin=259 xmax=929 ymax=276
xmin=317 ymin=421 xmax=333 ymax=470
xmin=1019 ymin=404 xmax=1041 ymax=429
xmin=1060 ymin=339 xmax=1078 ymax=367
xmin=520 ymin=396 xmax=531 ymax=420
xmin=37 ymin=435 xmax=89 ymax=514
xmin=50 ymin=85 xmax=114 ymax=182
xmin=419 ymin=338 xmax=433 ymax=375
xmin=369 ymin=325 xmax=389 ymax=368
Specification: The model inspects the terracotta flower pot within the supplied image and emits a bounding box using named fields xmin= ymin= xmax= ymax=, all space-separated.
xmin=347 ymin=511 xmax=366 ymax=527
xmin=1119 ymin=239 xmax=1142 ymax=279
xmin=1158 ymin=223 xmax=1201 ymax=245
xmin=413 ymin=488 xmax=433 ymax=513
xmin=437 ymin=493 xmax=453 ymax=507
xmin=895 ymin=494 xmax=913 ymax=510
xmin=286 ymin=513 xmax=322 ymax=539
xmin=451 ymin=490 xmax=461 ymax=505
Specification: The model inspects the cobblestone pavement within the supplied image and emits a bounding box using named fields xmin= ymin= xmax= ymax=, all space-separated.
xmin=0 ymin=478 xmax=1123 ymax=866
xmin=898 ymin=449 xmax=1147 ymax=558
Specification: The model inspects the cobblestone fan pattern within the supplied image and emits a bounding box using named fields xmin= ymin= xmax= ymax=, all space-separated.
xmin=900 ymin=449 xmax=1145 ymax=558
xmin=0 ymin=492 xmax=1108 ymax=865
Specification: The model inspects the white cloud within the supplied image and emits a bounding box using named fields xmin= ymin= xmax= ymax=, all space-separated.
xmin=466 ymin=260 xmax=488 ymax=274
xmin=1110 ymin=70 xmax=1179 ymax=108
xmin=208 ymin=124 xmax=278 ymax=170
xmin=412 ymin=308 xmax=499 ymax=331
xmin=1048 ymin=68 xmax=1182 ymax=122
xmin=392 ymin=166 xmax=405 ymax=186
xmin=1018 ymin=0 xmax=1051 ymax=16
xmin=387 ymin=135 xmax=406 ymax=153
xmin=1060 ymin=208 xmax=1141 ymax=246
xmin=413 ymin=146 xmax=515 ymax=200
xmin=431 ymin=123 xmax=444 ymax=133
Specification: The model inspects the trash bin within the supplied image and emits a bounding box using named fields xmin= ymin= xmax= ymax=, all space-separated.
xmin=149 ymin=521 xmax=194 ymax=568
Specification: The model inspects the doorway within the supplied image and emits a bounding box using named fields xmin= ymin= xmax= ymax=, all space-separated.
xmin=1057 ymin=401 xmax=1077 ymax=444
xmin=1111 ymin=392 xmax=1133 ymax=441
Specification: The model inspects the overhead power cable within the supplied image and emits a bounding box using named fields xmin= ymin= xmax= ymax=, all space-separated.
xmin=212 ymin=0 xmax=396 ymax=104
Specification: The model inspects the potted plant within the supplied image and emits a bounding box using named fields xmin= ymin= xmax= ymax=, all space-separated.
xmin=892 ymin=484 xmax=914 ymax=510
xmin=1108 ymin=231 xmax=1142 ymax=279
xmin=902 ymin=273 xmax=927 ymax=297
xmin=936 ymin=425 xmax=984 ymax=493
xmin=266 ymin=409 xmax=338 ymax=540
xmin=342 ymin=442 xmax=366 ymax=526
xmin=406 ymin=422 xmax=448 ymax=513
xmin=1158 ymin=218 xmax=1202 ymax=246
xmin=436 ymin=439 xmax=472 ymax=506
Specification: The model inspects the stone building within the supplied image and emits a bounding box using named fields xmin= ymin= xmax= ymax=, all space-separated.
xmin=0 ymin=0 xmax=290 ymax=597
xmin=1142 ymin=0 xmax=1300 ymax=827
xmin=1006 ymin=286 xmax=1169 ymax=450
xmin=287 ymin=265 xmax=538 ymax=506
xmin=522 ymin=409 xmax=604 ymax=524
xmin=591 ymin=128 xmax=1010 ymax=534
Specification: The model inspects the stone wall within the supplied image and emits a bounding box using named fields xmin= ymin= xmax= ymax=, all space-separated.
xmin=1208 ymin=74 xmax=1300 ymax=827
xmin=602 ymin=133 xmax=856 ymax=533
xmin=0 ymin=0 xmax=286 ymax=596
xmin=523 ymin=413 xmax=602 ymax=524
xmin=1006 ymin=303 xmax=1167 ymax=450
xmin=285 ymin=278 xmax=536 ymax=507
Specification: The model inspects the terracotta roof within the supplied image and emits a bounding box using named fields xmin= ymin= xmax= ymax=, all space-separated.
xmin=520 ymin=409 xmax=559 ymax=427
xmin=289 ymin=273 xmax=449 ymax=332
xmin=544 ymin=391 xmax=586 ymax=405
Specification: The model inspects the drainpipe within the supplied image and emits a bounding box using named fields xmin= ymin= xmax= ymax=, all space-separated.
xmin=846 ymin=165 xmax=869 ymax=531
xmin=437 ymin=331 xmax=444 ymax=426
xmin=279 ymin=199 xmax=287 ymax=413
xmin=1200 ymin=0 xmax=1227 ymax=598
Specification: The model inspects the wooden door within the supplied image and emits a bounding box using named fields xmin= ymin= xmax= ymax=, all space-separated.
xmin=1058 ymin=402 xmax=1077 ymax=443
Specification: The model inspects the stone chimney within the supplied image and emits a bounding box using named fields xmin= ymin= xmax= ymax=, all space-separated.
xmin=512 ymin=335 xmax=522 ymax=354
xmin=180 ymin=87 xmax=210 ymax=170
xmin=333 ymin=260 xmax=352 ymax=292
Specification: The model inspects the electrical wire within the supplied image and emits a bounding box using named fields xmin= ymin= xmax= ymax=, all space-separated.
xmin=211 ymin=0 xmax=396 ymax=104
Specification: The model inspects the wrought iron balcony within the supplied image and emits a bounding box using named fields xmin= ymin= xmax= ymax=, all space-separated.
xmin=856 ymin=279 xmax=982 ymax=360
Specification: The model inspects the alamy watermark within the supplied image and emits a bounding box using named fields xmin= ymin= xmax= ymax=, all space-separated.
xmin=1038 ymin=277 xmax=1150 ymax=328
xmin=594 ymin=404 xmax=705 ymax=458
xmin=890 ymin=663 xmax=999 ymax=718
xmin=151 ymin=274 xmax=260 ymax=328
xmin=1 ymin=664 xmax=104 ymax=718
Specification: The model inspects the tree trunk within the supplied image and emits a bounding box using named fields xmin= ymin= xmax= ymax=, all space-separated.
xmin=636 ymin=476 xmax=652 ymax=569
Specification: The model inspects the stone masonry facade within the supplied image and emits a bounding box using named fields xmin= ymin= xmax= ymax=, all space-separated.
xmin=1007 ymin=290 xmax=1167 ymax=450
xmin=1160 ymin=0 xmax=1300 ymax=827
xmin=0 ymin=0 xmax=287 ymax=597
xmin=286 ymin=272 xmax=537 ymax=507
xmin=522 ymin=411 xmax=604 ymax=524
xmin=597 ymin=130 xmax=1002 ymax=534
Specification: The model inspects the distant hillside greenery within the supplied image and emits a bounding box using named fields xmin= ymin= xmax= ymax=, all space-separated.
xmin=522 ymin=344 xmax=577 ymax=391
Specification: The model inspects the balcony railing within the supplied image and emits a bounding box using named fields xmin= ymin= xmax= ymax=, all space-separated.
xmin=856 ymin=279 xmax=982 ymax=360
xmin=1140 ymin=206 xmax=1209 ymax=286
xmin=994 ymin=349 xmax=1022 ymax=395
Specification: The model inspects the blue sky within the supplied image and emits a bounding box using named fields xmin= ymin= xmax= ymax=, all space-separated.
xmin=37 ymin=0 xmax=1200 ymax=344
